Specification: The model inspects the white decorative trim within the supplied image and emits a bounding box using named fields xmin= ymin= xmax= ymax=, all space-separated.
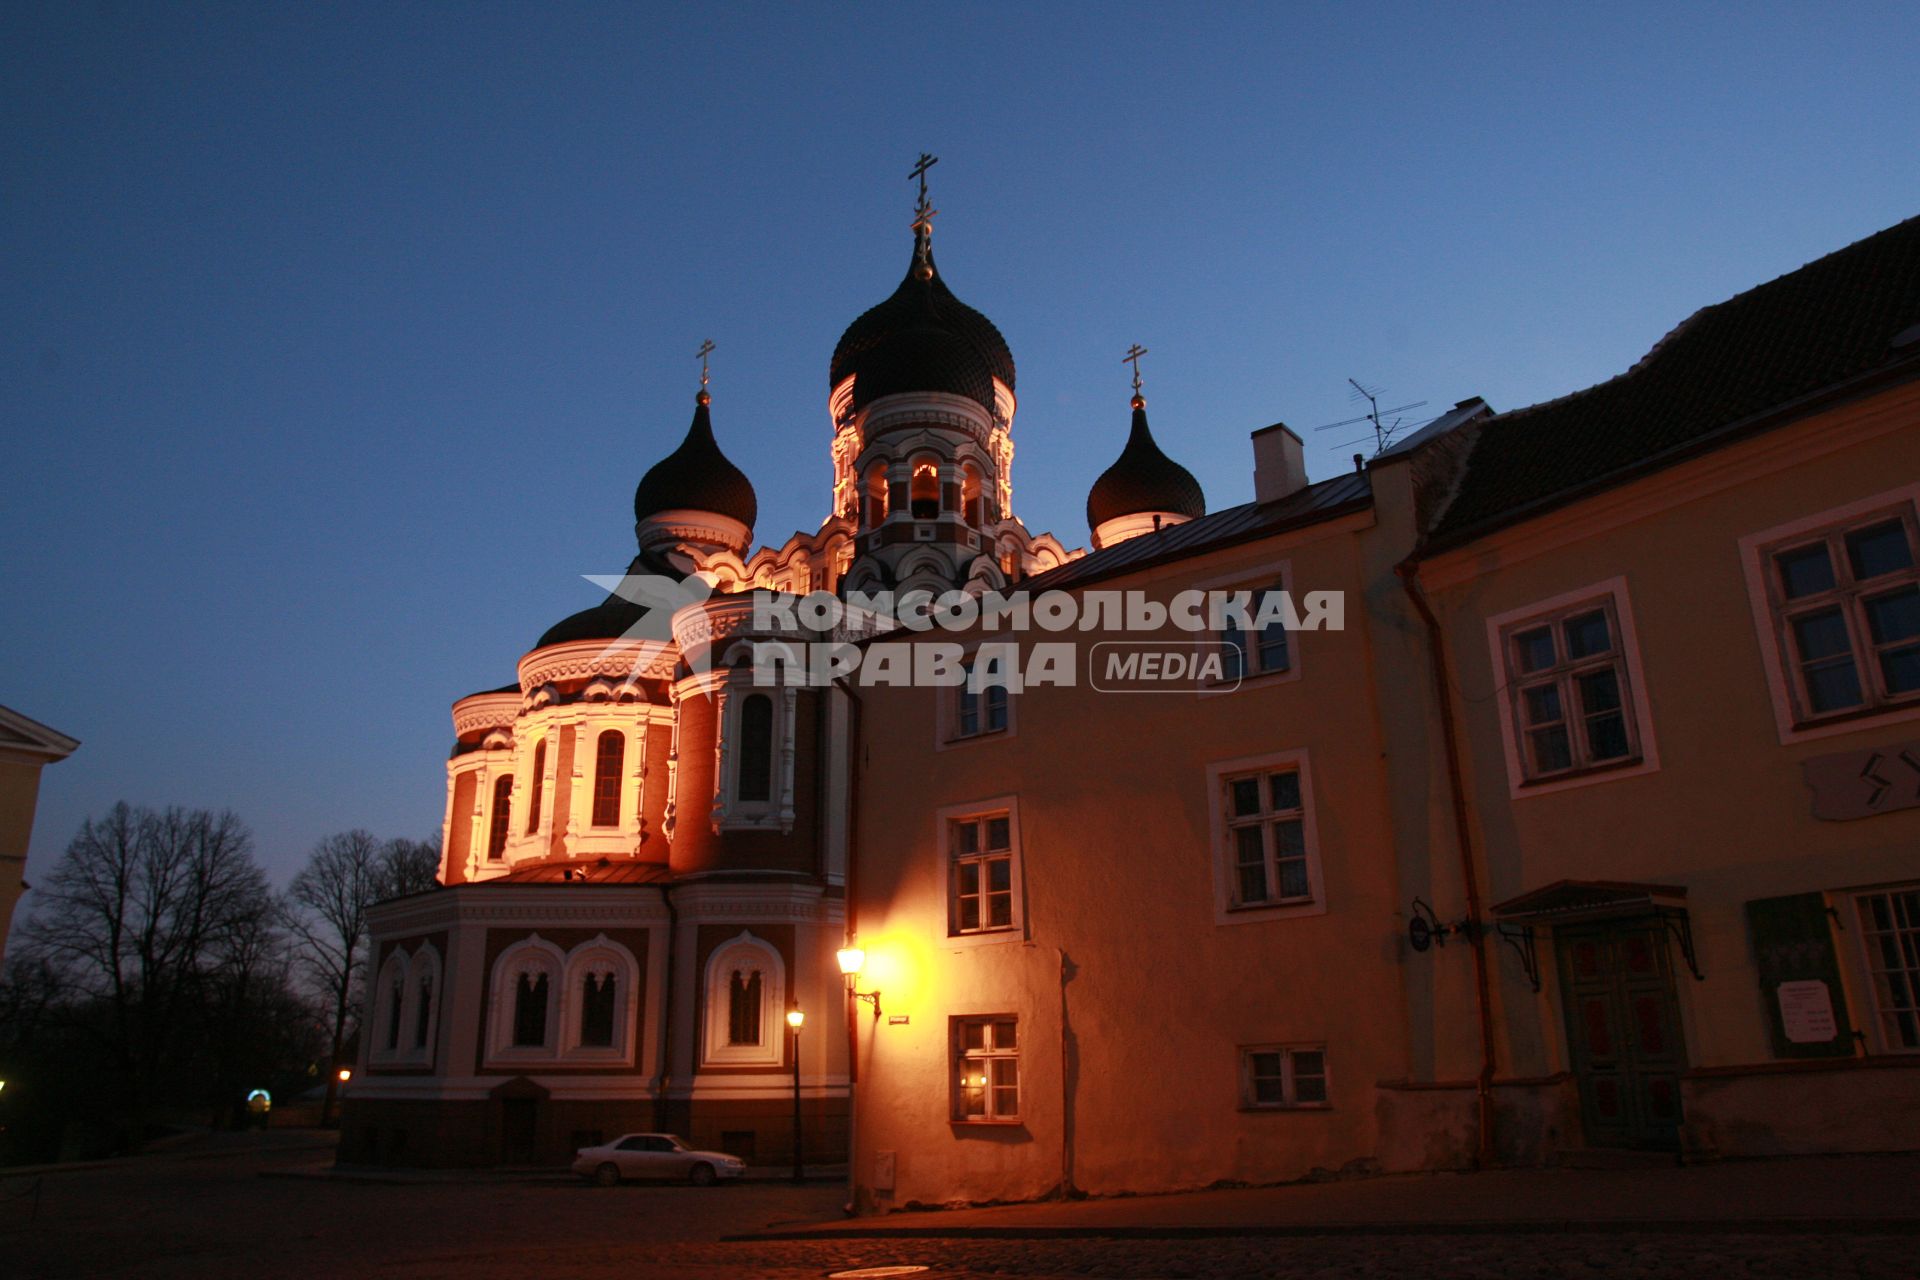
xmin=559 ymin=934 xmax=642 ymax=1064
xmin=701 ymin=930 xmax=786 ymax=1067
xmin=1482 ymin=576 xmax=1662 ymax=796
xmin=1205 ymin=748 xmax=1328 ymax=925
xmin=516 ymin=639 xmax=679 ymax=693
xmin=452 ymin=691 xmax=521 ymax=738
xmin=636 ymin=507 xmax=752 ymax=555
xmin=1738 ymin=483 xmax=1920 ymax=744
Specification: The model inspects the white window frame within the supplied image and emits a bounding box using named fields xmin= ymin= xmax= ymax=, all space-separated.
xmin=1484 ymin=577 xmax=1661 ymax=797
xmin=711 ymin=671 xmax=799 ymax=833
xmin=936 ymin=795 xmax=1026 ymax=946
xmin=369 ymin=948 xmax=411 ymax=1066
xmin=942 ymin=653 xmax=1014 ymax=746
xmin=1239 ymin=1043 xmax=1330 ymax=1110
xmin=701 ymin=930 xmax=786 ymax=1067
xmin=951 ymin=1014 xmax=1021 ymax=1124
xmin=1194 ymin=558 xmax=1303 ymax=698
xmin=402 ymin=943 xmax=440 ymax=1065
xmin=1848 ymin=883 xmax=1920 ymax=1055
xmin=485 ymin=935 xmax=566 ymax=1066
xmin=561 ymin=935 xmax=641 ymax=1064
xmin=1206 ymin=749 xmax=1325 ymax=925
xmin=1740 ymin=487 xmax=1920 ymax=743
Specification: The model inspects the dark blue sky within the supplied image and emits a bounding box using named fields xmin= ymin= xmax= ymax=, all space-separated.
xmin=5 ymin=3 xmax=1917 ymax=885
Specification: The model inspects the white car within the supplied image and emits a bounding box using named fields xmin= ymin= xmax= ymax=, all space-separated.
xmin=572 ymin=1132 xmax=747 ymax=1186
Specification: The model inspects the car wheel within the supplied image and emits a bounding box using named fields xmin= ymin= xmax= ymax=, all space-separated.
xmin=593 ymin=1162 xmax=621 ymax=1187
xmin=688 ymin=1162 xmax=716 ymax=1187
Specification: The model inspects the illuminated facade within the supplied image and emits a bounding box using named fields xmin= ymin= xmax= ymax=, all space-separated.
xmin=0 ymin=704 xmax=79 ymax=968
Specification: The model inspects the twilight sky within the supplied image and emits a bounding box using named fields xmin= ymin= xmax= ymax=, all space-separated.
xmin=5 ymin=3 xmax=1918 ymax=887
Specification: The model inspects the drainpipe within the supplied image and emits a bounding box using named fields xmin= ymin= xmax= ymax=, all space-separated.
xmin=653 ymin=881 xmax=678 ymax=1124
xmin=1396 ymin=558 xmax=1499 ymax=1167
xmin=831 ymin=675 xmax=864 ymax=1214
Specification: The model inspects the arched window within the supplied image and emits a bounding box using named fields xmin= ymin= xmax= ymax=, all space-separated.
xmin=910 ymin=460 xmax=939 ymax=519
xmin=580 ymin=971 xmax=617 ymax=1048
xmin=385 ymin=973 xmax=405 ymax=1050
xmin=737 ymin=694 xmax=773 ymax=803
xmin=512 ymin=971 xmax=550 ymax=1047
xmin=487 ymin=775 xmax=512 ymax=859
xmin=591 ymin=731 xmax=624 ymax=827
xmin=703 ymin=931 xmax=785 ymax=1066
xmin=865 ymin=464 xmax=889 ymax=527
xmin=414 ymin=974 xmax=434 ymax=1050
xmin=962 ymin=462 xmax=984 ymax=527
xmin=525 ymin=738 xmax=546 ymax=835
xmin=728 ymin=968 xmax=763 ymax=1045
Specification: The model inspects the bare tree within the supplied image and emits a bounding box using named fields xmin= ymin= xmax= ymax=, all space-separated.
xmin=21 ymin=802 xmax=270 ymax=1136
xmin=285 ymin=830 xmax=380 ymax=1126
xmin=373 ymin=835 xmax=441 ymax=902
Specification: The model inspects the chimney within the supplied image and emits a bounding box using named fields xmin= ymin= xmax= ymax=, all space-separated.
xmin=1252 ymin=422 xmax=1307 ymax=503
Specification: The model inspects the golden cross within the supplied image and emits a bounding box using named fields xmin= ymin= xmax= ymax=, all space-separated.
xmin=696 ymin=339 xmax=715 ymax=389
xmin=909 ymin=152 xmax=939 ymax=203
xmin=1123 ymin=343 xmax=1149 ymax=394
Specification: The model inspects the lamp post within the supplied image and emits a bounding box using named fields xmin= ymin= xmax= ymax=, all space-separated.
xmin=786 ymin=1006 xmax=805 ymax=1182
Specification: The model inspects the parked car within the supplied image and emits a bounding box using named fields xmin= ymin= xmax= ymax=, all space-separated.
xmin=572 ymin=1132 xmax=747 ymax=1186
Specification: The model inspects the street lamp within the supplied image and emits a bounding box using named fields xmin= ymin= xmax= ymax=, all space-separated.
xmin=786 ymin=1006 xmax=805 ymax=1182
xmin=336 ymin=1067 xmax=353 ymax=1085
xmin=836 ymin=946 xmax=882 ymax=1017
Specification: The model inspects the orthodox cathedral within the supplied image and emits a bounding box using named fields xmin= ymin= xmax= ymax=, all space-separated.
xmin=341 ymin=159 xmax=1196 ymax=1168
xmin=348 ymin=168 xmax=1919 ymax=1195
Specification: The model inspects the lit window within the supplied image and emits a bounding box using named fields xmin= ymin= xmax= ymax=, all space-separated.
xmin=1241 ymin=1045 xmax=1329 ymax=1108
xmin=1762 ymin=508 xmax=1920 ymax=723
xmin=487 ymin=775 xmax=513 ymax=859
xmin=953 ymin=1016 xmax=1019 ymax=1122
xmin=525 ymin=738 xmax=546 ymax=835
xmin=591 ymin=731 xmax=624 ymax=827
xmin=1223 ymin=768 xmax=1312 ymax=907
xmin=1855 ymin=887 xmax=1920 ymax=1052
xmin=1500 ymin=597 xmax=1639 ymax=780
xmin=1221 ymin=586 xmax=1292 ymax=682
xmin=910 ymin=460 xmax=940 ymax=519
xmin=950 ymin=812 xmax=1015 ymax=934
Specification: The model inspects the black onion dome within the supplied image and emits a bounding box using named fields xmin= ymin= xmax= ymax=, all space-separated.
xmin=1086 ymin=401 xmax=1207 ymax=532
xmin=535 ymin=552 xmax=671 ymax=649
xmin=831 ymin=245 xmax=1016 ymax=414
xmin=632 ymin=393 xmax=758 ymax=529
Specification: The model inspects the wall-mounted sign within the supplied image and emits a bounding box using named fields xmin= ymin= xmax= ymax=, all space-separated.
xmin=1803 ymin=741 xmax=1920 ymax=821
xmin=1777 ymin=980 xmax=1839 ymax=1044
xmin=887 ymin=1015 xmax=910 ymax=1025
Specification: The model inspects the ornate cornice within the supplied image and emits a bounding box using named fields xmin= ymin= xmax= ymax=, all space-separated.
xmin=516 ymin=639 xmax=678 ymax=692
xmin=451 ymin=691 xmax=521 ymax=738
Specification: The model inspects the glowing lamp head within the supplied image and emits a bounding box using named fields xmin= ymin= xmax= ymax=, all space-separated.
xmin=786 ymin=1008 xmax=806 ymax=1030
xmin=337 ymin=1067 xmax=353 ymax=1083
xmin=836 ymin=946 xmax=866 ymax=977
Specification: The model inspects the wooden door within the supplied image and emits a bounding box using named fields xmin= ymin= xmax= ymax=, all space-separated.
xmin=1554 ymin=919 xmax=1687 ymax=1149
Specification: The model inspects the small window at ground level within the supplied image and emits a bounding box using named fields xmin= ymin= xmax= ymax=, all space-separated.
xmin=1241 ymin=1045 xmax=1328 ymax=1108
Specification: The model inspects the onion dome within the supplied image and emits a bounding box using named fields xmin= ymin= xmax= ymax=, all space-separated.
xmin=535 ymin=551 xmax=672 ymax=649
xmin=1086 ymin=397 xmax=1206 ymax=533
xmin=632 ymin=391 xmax=758 ymax=529
xmin=831 ymin=243 xmax=1016 ymax=415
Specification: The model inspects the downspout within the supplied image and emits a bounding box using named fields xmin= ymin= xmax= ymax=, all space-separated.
xmin=653 ymin=881 xmax=678 ymax=1120
xmin=1396 ymin=557 xmax=1499 ymax=1167
xmin=832 ymin=676 xmax=864 ymax=1085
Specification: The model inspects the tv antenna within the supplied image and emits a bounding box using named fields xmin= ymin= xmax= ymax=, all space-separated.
xmin=1313 ymin=378 xmax=1431 ymax=454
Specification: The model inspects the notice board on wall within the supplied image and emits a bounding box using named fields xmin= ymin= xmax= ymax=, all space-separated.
xmin=1745 ymin=892 xmax=1856 ymax=1059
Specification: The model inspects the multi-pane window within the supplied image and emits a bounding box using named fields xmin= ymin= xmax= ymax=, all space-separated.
xmin=955 ymin=666 xmax=1009 ymax=739
xmin=737 ymin=694 xmax=774 ymax=802
xmin=1855 ymin=888 xmax=1920 ymax=1052
xmin=525 ymin=739 xmax=546 ymax=835
xmin=487 ymin=775 xmax=513 ymax=860
xmin=953 ymin=1016 xmax=1019 ymax=1122
xmin=950 ymin=812 xmax=1014 ymax=934
xmin=1221 ymin=587 xmax=1291 ymax=682
xmin=1241 ymin=1045 xmax=1329 ymax=1108
xmin=591 ymin=731 xmax=624 ymax=827
xmin=1502 ymin=599 xmax=1636 ymax=780
xmin=1765 ymin=510 xmax=1920 ymax=722
xmin=1224 ymin=769 xmax=1311 ymax=906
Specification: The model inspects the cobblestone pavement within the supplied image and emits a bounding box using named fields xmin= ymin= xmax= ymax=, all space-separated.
xmin=2 ymin=1138 xmax=1914 ymax=1279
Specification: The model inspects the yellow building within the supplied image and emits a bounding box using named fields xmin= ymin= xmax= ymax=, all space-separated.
xmin=0 ymin=704 xmax=79 ymax=967
xmin=844 ymin=212 xmax=1920 ymax=1207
